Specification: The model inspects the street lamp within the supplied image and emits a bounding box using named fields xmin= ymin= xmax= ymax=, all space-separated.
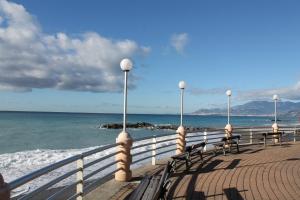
xmin=273 ymin=94 xmax=279 ymax=123
xmin=176 ymin=81 xmax=186 ymax=155
xmin=115 ymin=58 xmax=133 ymax=182
xmin=178 ymin=81 xmax=186 ymax=126
xmin=225 ymin=90 xmax=233 ymax=136
xmin=226 ymin=90 xmax=232 ymax=124
xmin=120 ymin=58 xmax=133 ymax=132
xmin=272 ymin=94 xmax=279 ymax=134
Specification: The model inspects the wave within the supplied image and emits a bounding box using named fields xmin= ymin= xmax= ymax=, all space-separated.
xmin=0 ymin=132 xmax=221 ymax=197
xmin=0 ymin=146 xmax=105 ymax=196
xmin=0 ymin=147 xmax=97 ymax=181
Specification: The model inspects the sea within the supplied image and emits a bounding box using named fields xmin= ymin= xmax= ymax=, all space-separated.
xmin=0 ymin=111 xmax=298 ymax=195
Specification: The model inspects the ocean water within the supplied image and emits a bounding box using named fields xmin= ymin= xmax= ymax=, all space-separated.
xmin=0 ymin=111 xmax=292 ymax=154
xmin=0 ymin=111 xmax=298 ymax=194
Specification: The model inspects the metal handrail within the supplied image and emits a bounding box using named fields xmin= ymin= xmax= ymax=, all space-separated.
xmin=47 ymin=181 xmax=79 ymax=200
xmin=132 ymin=155 xmax=154 ymax=164
xmin=84 ymin=151 xmax=120 ymax=169
xmin=155 ymin=143 xmax=176 ymax=150
xmin=19 ymin=168 xmax=80 ymax=200
xmin=186 ymin=139 xmax=205 ymax=143
xmin=155 ymin=148 xmax=175 ymax=156
xmin=133 ymin=132 xmax=175 ymax=142
xmin=131 ymin=142 xmax=155 ymax=150
xmin=131 ymin=149 xmax=152 ymax=157
xmin=66 ymin=193 xmax=81 ymax=200
xmin=84 ymin=169 xmax=119 ymax=193
xmin=8 ymin=154 xmax=81 ymax=190
xmin=186 ymin=132 xmax=223 ymax=137
xmin=8 ymin=134 xmax=177 ymax=199
xmin=7 ymin=125 xmax=300 ymax=200
xmin=84 ymin=161 xmax=119 ymax=180
xmin=82 ymin=143 xmax=120 ymax=157
xmin=156 ymin=137 xmax=177 ymax=144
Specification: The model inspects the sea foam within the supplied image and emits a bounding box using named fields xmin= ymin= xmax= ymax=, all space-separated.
xmin=0 ymin=132 xmax=215 ymax=197
xmin=0 ymin=134 xmax=177 ymax=196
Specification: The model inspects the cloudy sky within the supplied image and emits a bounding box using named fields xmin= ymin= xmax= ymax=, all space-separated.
xmin=0 ymin=0 xmax=299 ymax=114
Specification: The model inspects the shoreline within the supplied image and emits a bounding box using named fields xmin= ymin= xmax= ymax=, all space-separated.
xmin=0 ymin=110 xmax=291 ymax=117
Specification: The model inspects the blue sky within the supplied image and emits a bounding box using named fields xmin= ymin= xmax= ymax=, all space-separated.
xmin=0 ymin=0 xmax=299 ymax=114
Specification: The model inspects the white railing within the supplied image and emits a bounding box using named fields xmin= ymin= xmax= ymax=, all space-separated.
xmin=7 ymin=125 xmax=300 ymax=199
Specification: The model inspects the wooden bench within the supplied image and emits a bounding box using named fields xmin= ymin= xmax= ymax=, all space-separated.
xmin=128 ymin=161 xmax=174 ymax=200
xmin=214 ymin=135 xmax=240 ymax=156
xmin=171 ymin=141 xmax=206 ymax=170
xmin=262 ymin=131 xmax=284 ymax=147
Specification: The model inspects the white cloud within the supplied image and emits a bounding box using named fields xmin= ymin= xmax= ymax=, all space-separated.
xmin=170 ymin=33 xmax=189 ymax=54
xmin=0 ymin=0 xmax=150 ymax=92
xmin=238 ymin=81 xmax=300 ymax=101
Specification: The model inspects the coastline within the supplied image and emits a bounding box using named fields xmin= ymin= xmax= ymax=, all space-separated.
xmin=0 ymin=110 xmax=290 ymax=118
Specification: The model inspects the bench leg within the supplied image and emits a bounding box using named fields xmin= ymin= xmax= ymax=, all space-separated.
xmin=280 ymin=135 xmax=282 ymax=146
xmin=199 ymin=151 xmax=203 ymax=162
xmin=185 ymin=159 xmax=189 ymax=170
xmin=214 ymin=146 xmax=217 ymax=156
xmin=236 ymin=144 xmax=239 ymax=153
xmin=222 ymin=146 xmax=226 ymax=156
xmin=172 ymin=160 xmax=177 ymax=172
xmin=162 ymin=180 xmax=172 ymax=200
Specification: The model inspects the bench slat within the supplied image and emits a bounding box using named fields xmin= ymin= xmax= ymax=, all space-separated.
xmin=128 ymin=176 xmax=151 ymax=200
xmin=152 ymin=163 xmax=172 ymax=200
xmin=171 ymin=142 xmax=206 ymax=170
xmin=143 ymin=176 xmax=161 ymax=200
xmin=214 ymin=135 xmax=240 ymax=155
xmin=129 ymin=162 xmax=173 ymax=200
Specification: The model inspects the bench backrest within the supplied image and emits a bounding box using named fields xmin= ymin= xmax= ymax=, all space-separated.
xmin=185 ymin=141 xmax=206 ymax=153
xmin=263 ymin=131 xmax=284 ymax=136
xmin=191 ymin=142 xmax=206 ymax=149
xmin=128 ymin=162 xmax=174 ymax=200
xmin=128 ymin=176 xmax=151 ymax=200
xmin=152 ymin=162 xmax=172 ymax=200
xmin=222 ymin=135 xmax=240 ymax=141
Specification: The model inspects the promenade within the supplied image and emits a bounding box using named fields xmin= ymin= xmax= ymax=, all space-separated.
xmin=99 ymin=142 xmax=300 ymax=200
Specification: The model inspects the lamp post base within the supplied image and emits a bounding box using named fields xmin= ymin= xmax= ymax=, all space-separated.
xmin=115 ymin=131 xmax=132 ymax=182
xmin=272 ymin=123 xmax=279 ymax=143
xmin=176 ymin=125 xmax=186 ymax=155
xmin=225 ymin=124 xmax=233 ymax=138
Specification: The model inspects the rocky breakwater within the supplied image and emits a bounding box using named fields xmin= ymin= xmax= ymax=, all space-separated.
xmin=100 ymin=122 xmax=213 ymax=132
xmin=100 ymin=122 xmax=156 ymax=129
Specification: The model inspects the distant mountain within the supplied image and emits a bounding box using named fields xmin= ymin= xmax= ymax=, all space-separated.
xmin=193 ymin=101 xmax=300 ymax=117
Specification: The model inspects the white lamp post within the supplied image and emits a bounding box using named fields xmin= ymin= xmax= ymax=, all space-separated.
xmin=272 ymin=94 xmax=279 ymax=135
xmin=178 ymin=81 xmax=186 ymax=126
xmin=273 ymin=94 xmax=279 ymax=123
xmin=225 ymin=90 xmax=233 ymax=136
xmin=120 ymin=58 xmax=133 ymax=132
xmin=226 ymin=90 xmax=232 ymax=124
xmin=115 ymin=58 xmax=133 ymax=182
xmin=176 ymin=81 xmax=186 ymax=155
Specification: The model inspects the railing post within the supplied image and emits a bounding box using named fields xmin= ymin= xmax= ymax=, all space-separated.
xmin=203 ymin=130 xmax=207 ymax=152
xmin=294 ymin=129 xmax=296 ymax=143
xmin=0 ymin=173 xmax=10 ymax=200
xmin=176 ymin=126 xmax=186 ymax=155
xmin=152 ymin=136 xmax=156 ymax=165
xmin=250 ymin=129 xmax=253 ymax=144
xmin=76 ymin=155 xmax=84 ymax=200
xmin=115 ymin=131 xmax=132 ymax=181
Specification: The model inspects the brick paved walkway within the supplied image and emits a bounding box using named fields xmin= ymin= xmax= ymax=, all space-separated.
xmin=167 ymin=143 xmax=300 ymax=200
xmin=93 ymin=143 xmax=300 ymax=200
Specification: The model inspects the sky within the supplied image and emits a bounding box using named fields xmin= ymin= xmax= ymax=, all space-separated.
xmin=0 ymin=0 xmax=299 ymax=114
